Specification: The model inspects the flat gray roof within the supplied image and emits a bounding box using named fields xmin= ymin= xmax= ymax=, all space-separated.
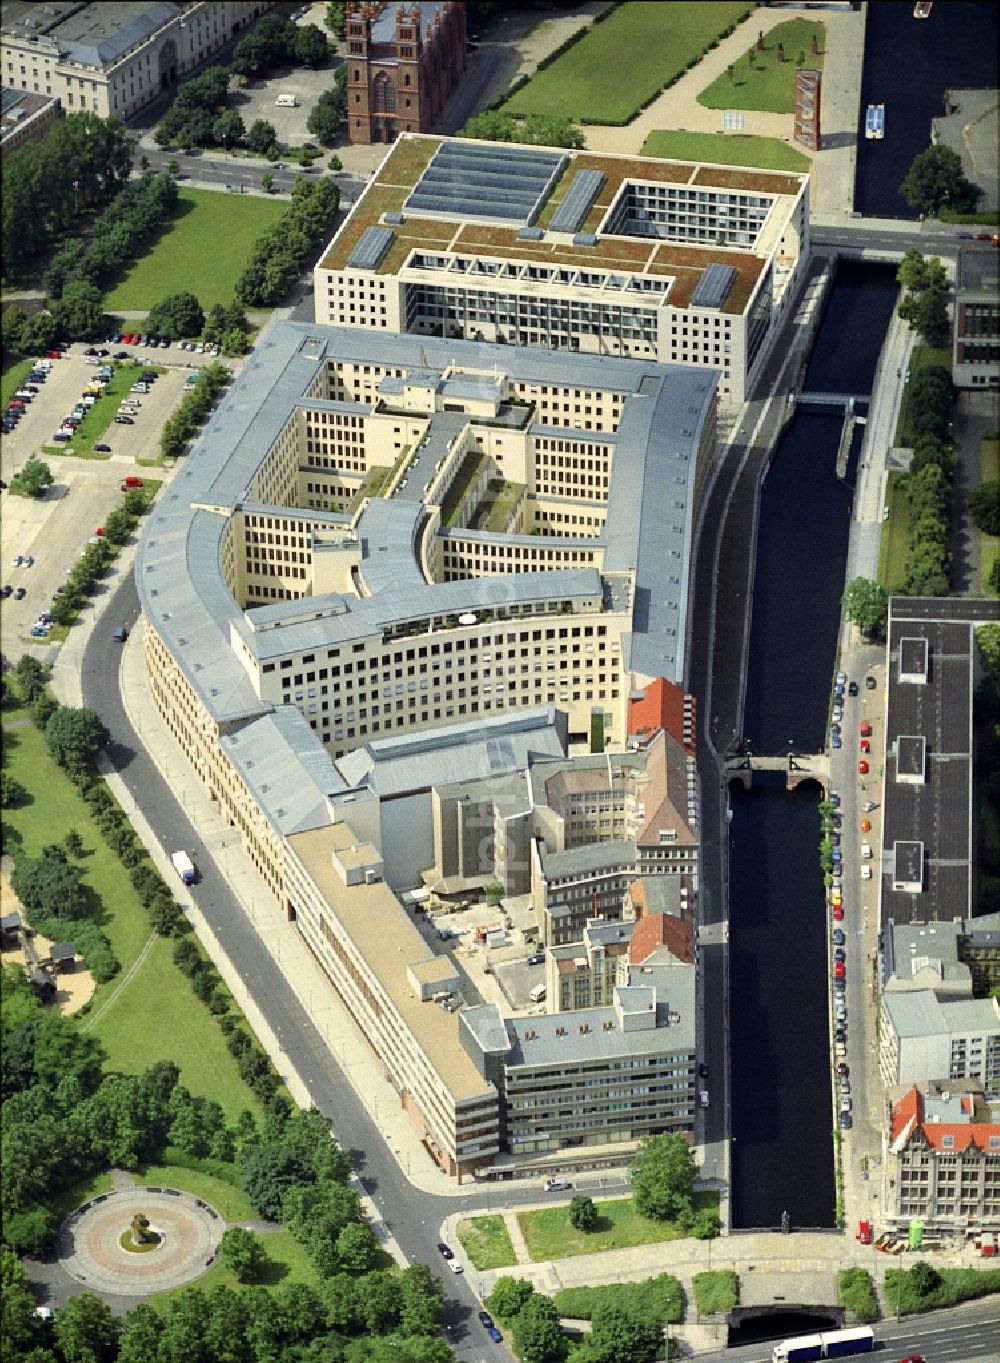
xmin=541 ymin=839 xmax=637 ymax=881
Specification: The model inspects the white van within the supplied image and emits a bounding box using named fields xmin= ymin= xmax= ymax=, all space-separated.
xmin=275 ymin=93 xmax=298 ymax=107
xmin=861 ymin=843 xmax=872 ymax=859
xmin=529 ymin=983 xmax=546 ymax=1004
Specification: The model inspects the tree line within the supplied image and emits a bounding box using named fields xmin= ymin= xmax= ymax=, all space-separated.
xmin=235 ymin=177 xmax=340 ymax=307
xmin=1 ymin=113 xmax=134 ymax=284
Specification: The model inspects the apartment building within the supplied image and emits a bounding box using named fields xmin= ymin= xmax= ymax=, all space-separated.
xmin=314 ymin=134 xmax=810 ymax=407
xmin=0 ymin=2 xmax=269 ymax=121
xmin=881 ymin=914 xmax=1000 ymax=1001
xmin=879 ymin=991 xmax=1000 ymax=1095
xmin=883 ymin=1083 xmax=1000 ymax=1238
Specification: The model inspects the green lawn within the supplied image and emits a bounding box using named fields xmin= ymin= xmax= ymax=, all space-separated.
xmin=102 ymin=188 xmax=286 ymax=313
xmin=877 ymin=472 xmax=912 ymax=591
xmin=517 ymin=1193 xmax=719 ymax=1262
xmin=90 ymin=935 xmax=263 ymax=1123
xmin=2 ymin=356 xmax=33 ymax=407
xmin=149 ymin=1229 xmax=321 ymax=1308
xmin=504 ymin=2 xmax=753 ymax=125
xmin=456 ymin=1215 xmax=518 ymax=1270
xmin=1 ymin=720 xmax=155 ymax=989
xmin=1 ymin=716 xmax=263 ymax=1123
xmin=692 ymin=1270 xmax=738 ymax=1316
xmin=698 ymin=19 xmax=826 ymax=113
xmin=641 ymin=129 xmax=810 ymax=172
xmin=134 ymin=1164 xmax=256 ymax=1222
xmin=41 ymin=363 xmax=160 ymax=460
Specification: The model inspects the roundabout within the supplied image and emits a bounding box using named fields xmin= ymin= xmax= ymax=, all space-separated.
xmin=59 ymin=1188 xmax=224 ymax=1295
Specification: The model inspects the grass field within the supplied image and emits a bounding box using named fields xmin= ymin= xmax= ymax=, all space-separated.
xmin=1 ymin=714 xmax=263 ymax=1123
xmin=517 ymin=1192 xmax=719 ymax=1262
xmin=456 ymin=1215 xmax=518 ymax=1270
xmin=102 ymin=189 xmax=286 ymax=313
xmin=134 ymin=1164 xmax=256 ymax=1222
xmin=641 ymin=130 xmax=810 ymax=172
xmin=149 ymin=1229 xmax=320 ymax=1308
xmin=90 ymin=936 xmax=263 ymax=1122
xmin=41 ymin=362 xmax=159 ymax=459
xmin=2 ymin=356 xmax=33 ymax=408
xmin=692 ymin=1270 xmax=739 ymax=1316
xmin=877 ymin=472 xmax=912 ymax=592
xmin=504 ymin=2 xmax=753 ymax=125
xmin=698 ymin=19 xmax=825 ymax=113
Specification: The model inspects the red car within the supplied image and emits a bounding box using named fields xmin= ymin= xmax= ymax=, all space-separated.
xmin=45 ymin=349 xmax=62 ymax=359
xmin=860 ymin=740 xmax=871 ymax=754
xmin=833 ymin=904 xmax=845 ymax=920
xmin=858 ymin=759 xmax=869 ymax=775
xmin=834 ymin=962 xmax=846 ymax=978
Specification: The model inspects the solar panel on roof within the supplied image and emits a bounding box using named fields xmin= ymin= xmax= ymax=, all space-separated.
xmin=348 ymin=225 xmax=395 ymax=271
xmin=691 ymin=263 xmax=737 ymax=310
xmin=406 ymin=142 xmax=565 ymax=226
xmin=549 ymin=170 xmax=606 ymax=234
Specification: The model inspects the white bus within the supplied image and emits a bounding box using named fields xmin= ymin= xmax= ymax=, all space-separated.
xmin=771 ymin=1326 xmax=875 ymax=1363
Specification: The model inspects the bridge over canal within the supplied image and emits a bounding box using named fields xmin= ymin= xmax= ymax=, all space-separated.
xmin=725 ymin=751 xmax=830 ymax=792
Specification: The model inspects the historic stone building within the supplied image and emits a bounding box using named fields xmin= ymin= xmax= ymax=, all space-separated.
xmin=345 ymin=1 xmax=466 ymax=145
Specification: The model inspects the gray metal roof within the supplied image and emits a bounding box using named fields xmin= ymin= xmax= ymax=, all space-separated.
xmin=540 ymin=839 xmax=637 ymax=881
xmin=356 ymin=497 xmax=426 ymax=594
xmin=334 ymin=706 xmax=564 ymax=797
xmin=220 ymin=708 xmax=346 ymax=835
xmin=370 ymin=0 xmax=447 ymax=45
xmin=406 ymin=141 xmax=565 ymax=225
xmin=4 ymin=1 xmax=182 ymax=69
xmin=501 ymin=995 xmax=694 ymax=1068
xmin=549 ymin=170 xmax=606 ymax=235
xmin=883 ymin=990 xmax=999 ymax=1038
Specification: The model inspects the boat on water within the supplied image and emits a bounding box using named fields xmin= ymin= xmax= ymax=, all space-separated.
xmin=913 ymin=1 xmax=932 ymax=18
xmin=865 ymin=104 xmax=885 ymax=140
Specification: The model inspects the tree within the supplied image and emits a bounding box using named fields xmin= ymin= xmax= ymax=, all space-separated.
xmin=399 ymin=1262 xmax=444 ymax=1336
xmin=0 ymin=771 xmax=25 ymax=809
xmin=307 ymin=93 xmax=345 ymax=145
xmin=486 ymin=1277 xmax=536 ymax=1319
xmin=261 ymin=171 xmax=275 ymax=194
xmin=329 ymin=153 xmax=343 ymax=171
xmin=50 ymin=280 xmax=108 ymax=341
xmin=325 ymin=3 xmax=348 ymax=38
xmin=117 ymin=1304 xmax=165 ymax=1363
xmin=247 ymin=119 xmax=277 ymax=155
xmin=11 ymin=849 xmax=88 ymax=921
xmin=586 ymin=1304 xmax=661 ymax=1363
xmin=295 ymin=24 xmax=330 ymax=66
xmin=45 ymin=706 xmax=110 ymax=773
xmin=690 ymin=1206 xmax=722 ymax=1238
xmin=908 ymin=285 xmax=951 ymax=348
xmin=842 ymin=577 xmax=889 ymax=639
xmin=337 ymin=1220 xmax=379 ymax=1272
xmin=220 ymin=1226 xmax=267 ymax=1282
xmin=15 ymin=656 xmax=47 ymax=703
xmin=53 ymin=1293 xmax=120 ymax=1363
xmin=64 ymin=829 xmax=86 ymax=859
xmin=1 ymin=1247 xmax=44 ymax=1358
xmin=145 ymin=290 xmax=205 ymax=340
xmin=568 ymin=1194 xmax=599 ymax=1231
xmin=909 ymin=1259 xmax=941 ymax=1297
xmin=896 ymin=248 xmax=946 ymax=294
xmin=512 ymin=1294 xmax=567 ymax=1363
xmin=358 ymin=1269 xmax=403 ymax=1334
xmin=460 ymin=109 xmax=584 ymax=150
xmin=10 ymin=456 xmax=54 ymax=499
xmin=968 ymin=481 xmax=1000 ymax=536
xmin=629 ymin=1132 xmax=696 ymax=1222
xmin=3 ymin=1205 xmax=59 ymax=1255
xmin=241 ymin=1142 xmax=312 ymax=1219
xmin=214 ymin=109 xmax=246 ymax=149
xmin=900 ymin=143 xmax=980 ymax=217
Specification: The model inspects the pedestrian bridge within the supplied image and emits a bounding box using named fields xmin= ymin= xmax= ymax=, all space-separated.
xmin=796 ymin=392 xmax=868 ymax=411
xmin=725 ymin=752 xmax=830 ymax=792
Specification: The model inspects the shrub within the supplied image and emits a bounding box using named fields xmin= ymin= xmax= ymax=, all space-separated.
xmin=554 ymin=1275 xmax=681 ymax=1324
xmin=839 ymin=1267 xmax=877 ymax=1322
xmin=692 ymin=1270 xmax=738 ymax=1316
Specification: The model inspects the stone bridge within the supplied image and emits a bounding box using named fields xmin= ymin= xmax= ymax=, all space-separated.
xmin=725 ymin=752 xmax=831 ymax=792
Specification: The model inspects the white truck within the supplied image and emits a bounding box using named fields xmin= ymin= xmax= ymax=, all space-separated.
xmin=171 ymin=850 xmax=196 ymax=885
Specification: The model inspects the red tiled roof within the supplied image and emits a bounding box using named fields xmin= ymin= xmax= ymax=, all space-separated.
xmin=627 ymin=678 xmax=696 ymax=756
xmin=890 ymin=1086 xmax=999 ymax=1153
xmin=629 ymin=909 xmax=694 ymax=966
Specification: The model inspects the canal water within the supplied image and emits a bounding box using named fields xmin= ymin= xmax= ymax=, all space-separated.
xmin=857 ymin=1 xmax=999 ymax=219
xmin=729 ymin=262 xmax=897 ymax=1229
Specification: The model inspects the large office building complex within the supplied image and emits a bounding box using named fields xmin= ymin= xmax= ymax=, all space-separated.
xmin=135 ymin=317 xmax=715 ymax=1177
xmin=314 ymin=134 xmax=810 ymax=407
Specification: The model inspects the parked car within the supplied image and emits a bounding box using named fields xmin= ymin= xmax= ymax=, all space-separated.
xmin=834 ymin=949 xmax=846 ymax=964
xmin=94 ymin=443 xmax=112 ymax=453
xmin=837 ymin=1063 xmax=849 ymax=1078
xmin=478 ymin=1312 xmax=494 ymax=1329
xmin=834 ymin=963 xmax=846 ymax=979
xmin=863 ymin=800 xmax=879 ymax=812
xmin=486 ymin=1327 xmax=502 ymax=1344
xmin=866 ymin=675 xmax=877 ymax=690
xmin=860 ymin=739 xmax=871 ymax=754
xmin=14 ymin=587 xmax=26 ymax=600
xmin=30 ymin=626 xmax=49 ymax=638
xmin=840 ymin=1112 xmax=852 ymax=1129
xmin=0 ymin=584 xmax=11 ymax=599
xmin=833 ymin=904 xmax=844 ymax=920
xmin=833 ymin=930 xmax=846 ymax=946
xmin=447 ymin=1259 xmax=463 ymax=1275
xmin=858 ymin=759 xmax=869 ymax=775
xmin=436 ymin=1243 xmax=453 ymax=1260
xmin=848 ymin=681 xmax=859 ymax=696
xmin=114 ymin=415 xmax=134 ymax=425
xmin=544 ymin=1178 xmax=571 ymax=1192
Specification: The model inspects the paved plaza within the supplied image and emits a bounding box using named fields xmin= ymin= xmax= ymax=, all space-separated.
xmin=59 ymin=1186 xmax=224 ymax=1296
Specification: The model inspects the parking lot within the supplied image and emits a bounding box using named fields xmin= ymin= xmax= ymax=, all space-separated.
xmin=1 ymin=341 xmax=229 ymax=662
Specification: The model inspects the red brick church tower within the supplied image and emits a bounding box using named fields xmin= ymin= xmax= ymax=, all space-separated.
xmin=345 ymin=2 xmax=467 ymax=146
